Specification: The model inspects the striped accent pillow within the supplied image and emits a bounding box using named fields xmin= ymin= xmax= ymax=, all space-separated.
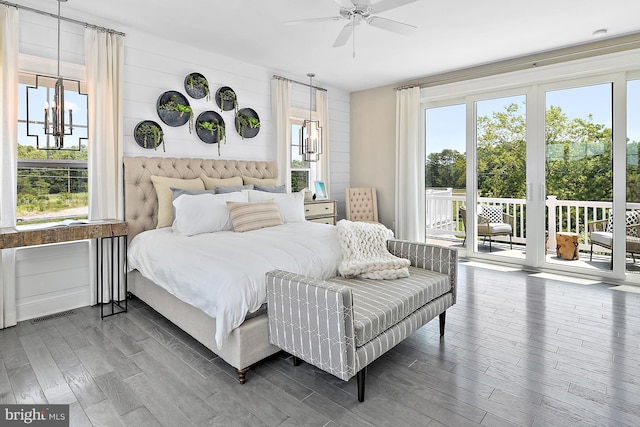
xmin=227 ymin=200 xmax=283 ymax=232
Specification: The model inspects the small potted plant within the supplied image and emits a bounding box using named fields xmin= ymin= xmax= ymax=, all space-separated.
xmin=197 ymin=118 xmax=226 ymax=155
xmin=236 ymin=112 xmax=260 ymax=139
xmin=217 ymin=89 xmax=238 ymax=114
xmin=135 ymin=123 xmax=164 ymax=151
xmin=158 ymin=94 xmax=194 ymax=133
xmin=186 ymin=74 xmax=210 ymax=101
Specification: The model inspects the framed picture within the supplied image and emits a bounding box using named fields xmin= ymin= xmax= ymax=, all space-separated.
xmin=314 ymin=181 xmax=328 ymax=200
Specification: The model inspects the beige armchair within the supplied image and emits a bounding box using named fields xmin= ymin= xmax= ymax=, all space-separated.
xmin=588 ymin=212 xmax=640 ymax=266
xmin=459 ymin=205 xmax=514 ymax=252
xmin=345 ymin=188 xmax=379 ymax=223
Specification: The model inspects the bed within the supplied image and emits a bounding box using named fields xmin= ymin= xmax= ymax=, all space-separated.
xmin=123 ymin=156 xmax=341 ymax=383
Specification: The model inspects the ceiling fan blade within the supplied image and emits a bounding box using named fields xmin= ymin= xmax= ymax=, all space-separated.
xmin=333 ymin=0 xmax=357 ymax=8
xmin=282 ymin=16 xmax=343 ymax=25
xmin=367 ymin=16 xmax=416 ymax=35
xmin=333 ymin=23 xmax=354 ymax=47
xmin=369 ymin=0 xmax=420 ymax=14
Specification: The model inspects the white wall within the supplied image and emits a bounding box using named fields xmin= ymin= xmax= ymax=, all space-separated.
xmin=14 ymin=11 xmax=350 ymax=320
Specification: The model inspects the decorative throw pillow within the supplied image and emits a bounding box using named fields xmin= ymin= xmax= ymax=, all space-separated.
xmin=200 ymin=174 xmax=243 ymax=191
xmin=254 ymin=184 xmax=287 ymax=193
xmin=226 ymin=200 xmax=283 ymax=232
xmin=172 ymin=191 xmax=248 ymax=236
xmin=608 ymin=210 xmax=640 ymax=236
xmin=171 ymin=188 xmax=217 ymax=200
xmin=150 ymin=176 xmax=205 ymax=228
xmin=480 ymin=205 xmax=504 ymax=223
xmin=215 ymin=184 xmax=254 ymax=194
xmin=242 ymin=176 xmax=279 ymax=186
xmin=246 ymin=189 xmax=305 ymax=223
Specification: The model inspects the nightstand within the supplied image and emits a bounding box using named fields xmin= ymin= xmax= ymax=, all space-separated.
xmin=304 ymin=199 xmax=337 ymax=225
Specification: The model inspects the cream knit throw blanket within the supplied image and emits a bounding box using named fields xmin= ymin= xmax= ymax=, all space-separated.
xmin=337 ymin=220 xmax=410 ymax=280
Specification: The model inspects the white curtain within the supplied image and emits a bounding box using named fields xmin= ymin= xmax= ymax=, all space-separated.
xmin=316 ymin=89 xmax=330 ymax=195
xmin=271 ymin=78 xmax=291 ymax=189
xmin=85 ymin=28 xmax=124 ymax=303
xmin=395 ymin=86 xmax=424 ymax=242
xmin=0 ymin=6 xmax=18 ymax=329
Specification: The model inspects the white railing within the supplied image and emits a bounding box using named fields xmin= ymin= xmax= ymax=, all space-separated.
xmin=425 ymin=190 xmax=640 ymax=251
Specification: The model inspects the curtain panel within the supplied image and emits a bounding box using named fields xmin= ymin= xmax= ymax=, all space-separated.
xmin=395 ymin=86 xmax=424 ymax=242
xmin=85 ymin=28 xmax=124 ymax=303
xmin=316 ymin=90 xmax=330 ymax=195
xmin=0 ymin=6 xmax=19 ymax=329
xmin=271 ymin=78 xmax=292 ymax=190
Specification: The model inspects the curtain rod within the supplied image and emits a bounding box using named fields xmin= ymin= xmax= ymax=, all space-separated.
xmin=394 ymin=31 xmax=640 ymax=90
xmin=1 ymin=0 xmax=125 ymax=36
xmin=273 ymin=74 xmax=327 ymax=92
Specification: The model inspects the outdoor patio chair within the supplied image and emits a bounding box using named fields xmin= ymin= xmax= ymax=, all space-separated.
xmin=588 ymin=210 xmax=640 ymax=267
xmin=459 ymin=205 xmax=514 ymax=252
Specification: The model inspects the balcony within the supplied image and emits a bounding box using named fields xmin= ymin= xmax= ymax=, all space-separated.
xmin=425 ymin=188 xmax=640 ymax=273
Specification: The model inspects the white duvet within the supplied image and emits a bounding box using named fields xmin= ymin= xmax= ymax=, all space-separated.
xmin=127 ymin=222 xmax=342 ymax=348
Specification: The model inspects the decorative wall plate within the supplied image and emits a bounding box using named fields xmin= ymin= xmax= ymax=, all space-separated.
xmin=156 ymin=91 xmax=192 ymax=127
xmin=215 ymin=86 xmax=237 ymax=111
xmin=133 ymin=120 xmax=164 ymax=150
xmin=196 ymin=111 xmax=225 ymax=144
xmin=235 ymin=108 xmax=260 ymax=139
xmin=184 ymin=72 xmax=209 ymax=100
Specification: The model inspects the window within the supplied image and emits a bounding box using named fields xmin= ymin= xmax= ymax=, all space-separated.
xmin=17 ymin=72 xmax=88 ymax=224
xmin=290 ymin=118 xmax=318 ymax=192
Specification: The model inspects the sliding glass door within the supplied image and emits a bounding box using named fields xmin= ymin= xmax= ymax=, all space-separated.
xmin=544 ymin=83 xmax=613 ymax=272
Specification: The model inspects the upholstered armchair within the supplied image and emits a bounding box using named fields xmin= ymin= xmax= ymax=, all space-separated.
xmin=588 ymin=210 xmax=640 ymax=266
xmin=345 ymin=188 xmax=379 ymax=223
xmin=459 ymin=205 xmax=514 ymax=252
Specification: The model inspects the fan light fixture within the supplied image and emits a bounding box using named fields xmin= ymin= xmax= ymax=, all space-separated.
xmin=299 ymin=73 xmax=323 ymax=163
xmin=26 ymin=0 xmax=85 ymax=151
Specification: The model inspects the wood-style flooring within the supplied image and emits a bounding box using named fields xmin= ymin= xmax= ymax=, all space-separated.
xmin=1 ymin=263 xmax=640 ymax=426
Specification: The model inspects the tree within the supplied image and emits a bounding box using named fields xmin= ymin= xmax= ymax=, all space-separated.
xmin=425 ymin=149 xmax=465 ymax=188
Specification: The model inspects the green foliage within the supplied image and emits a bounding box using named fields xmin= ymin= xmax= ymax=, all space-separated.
xmin=218 ymin=89 xmax=238 ymax=114
xmin=17 ymin=144 xmax=88 ymax=219
xmin=159 ymin=95 xmax=194 ymax=132
xmin=425 ymin=149 xmax=466 ymax=189
xmin=197 ymin=119 xmax=226 ymax=155
xmin=291 ymin=170 xmax=309 ymax=192
xmin=135 ymin=124 xmax=164 ymax=151
xmin=236 ymin=113 xmax=260 ymax=139
xmin=186 ymin=75 xmax=210 ymax=101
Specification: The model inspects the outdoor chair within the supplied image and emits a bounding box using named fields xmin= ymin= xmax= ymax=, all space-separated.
xmin=459 ymin=205 xmax=514 ymax=252
xmin=588 ymin=210 xmax=640 ymax=267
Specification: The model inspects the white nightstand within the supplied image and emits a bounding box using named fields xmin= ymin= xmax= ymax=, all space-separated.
xmin=304 ymin=199 xmax=337 ymax=225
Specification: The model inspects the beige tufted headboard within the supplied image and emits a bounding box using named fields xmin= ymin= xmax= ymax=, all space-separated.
xmin=123 ymin=156 xmax=278 ymax=240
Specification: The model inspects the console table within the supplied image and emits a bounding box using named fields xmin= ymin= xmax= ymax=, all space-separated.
xmin=0 ymin=219 xmax=129 ymax=318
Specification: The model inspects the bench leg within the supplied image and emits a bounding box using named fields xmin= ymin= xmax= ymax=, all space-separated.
xmin=439 ymin=312 xmax=446 ymax=337
xmin=357 ymin=368 xmax=366 ymax=402
xmin=292 ymin=356 xmax=301 ymax=366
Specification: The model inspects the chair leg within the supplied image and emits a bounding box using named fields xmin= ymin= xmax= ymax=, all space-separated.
xmin=292 ymin=356 xmax=301 ymax=366
xmin=488 ymin=237 xmax=492 ymax=252
xmin=357 ymin=368 xmax=366 ymax=402
xmin=590 ymin=243 xmax=594 ymax=261
xmin=439 ymin=312 xmax=446 ymax=337
xmin=509 ymin=234 xmax=512 ymax=250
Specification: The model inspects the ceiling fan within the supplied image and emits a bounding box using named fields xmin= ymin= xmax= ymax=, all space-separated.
xmin=284 ymin=0 xmax=419 ymax=56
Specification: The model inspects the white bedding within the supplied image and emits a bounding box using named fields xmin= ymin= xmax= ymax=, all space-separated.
xmin=127 ymin=222 xmax=342 ymax=347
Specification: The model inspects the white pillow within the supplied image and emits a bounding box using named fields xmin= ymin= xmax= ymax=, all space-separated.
xmin=172 ymin=191 xmax=248 ymax=236
xmin=246 ymin=190 xmax=305 ymax=223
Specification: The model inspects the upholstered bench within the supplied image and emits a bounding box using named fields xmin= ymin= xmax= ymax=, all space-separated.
xmin=266 ymin=240 xmax=457 ymax=402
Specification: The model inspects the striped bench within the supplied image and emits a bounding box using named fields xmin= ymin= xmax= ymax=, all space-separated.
xmin=266 ymin=239 xmax=457 ymax=402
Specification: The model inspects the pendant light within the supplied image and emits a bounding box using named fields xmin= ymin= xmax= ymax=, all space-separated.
xmin=299 ymin=73 xmax=323 ymax=162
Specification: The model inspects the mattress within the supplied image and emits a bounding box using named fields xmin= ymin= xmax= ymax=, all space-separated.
xmin=128 ymin=221 xmax=342 ymax=347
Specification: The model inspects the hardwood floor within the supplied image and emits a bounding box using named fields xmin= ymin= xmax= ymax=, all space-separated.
xmin=2 ymin=263 xmax=640 ymax=426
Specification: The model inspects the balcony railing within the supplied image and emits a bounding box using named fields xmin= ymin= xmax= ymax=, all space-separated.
xmin=426 ymin=189 xmax=640 ymax=251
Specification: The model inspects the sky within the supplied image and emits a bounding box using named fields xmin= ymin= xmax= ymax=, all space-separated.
xmin=426 ymin=81 xmax=639 ymax=156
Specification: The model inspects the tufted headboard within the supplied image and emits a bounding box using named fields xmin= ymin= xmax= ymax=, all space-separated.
xmin=123 ymin=156 xmax=278 ymax=240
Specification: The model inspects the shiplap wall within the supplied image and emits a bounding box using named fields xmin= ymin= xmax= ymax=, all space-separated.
xmin=13 ymin=11 xmax=350 ymax=321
